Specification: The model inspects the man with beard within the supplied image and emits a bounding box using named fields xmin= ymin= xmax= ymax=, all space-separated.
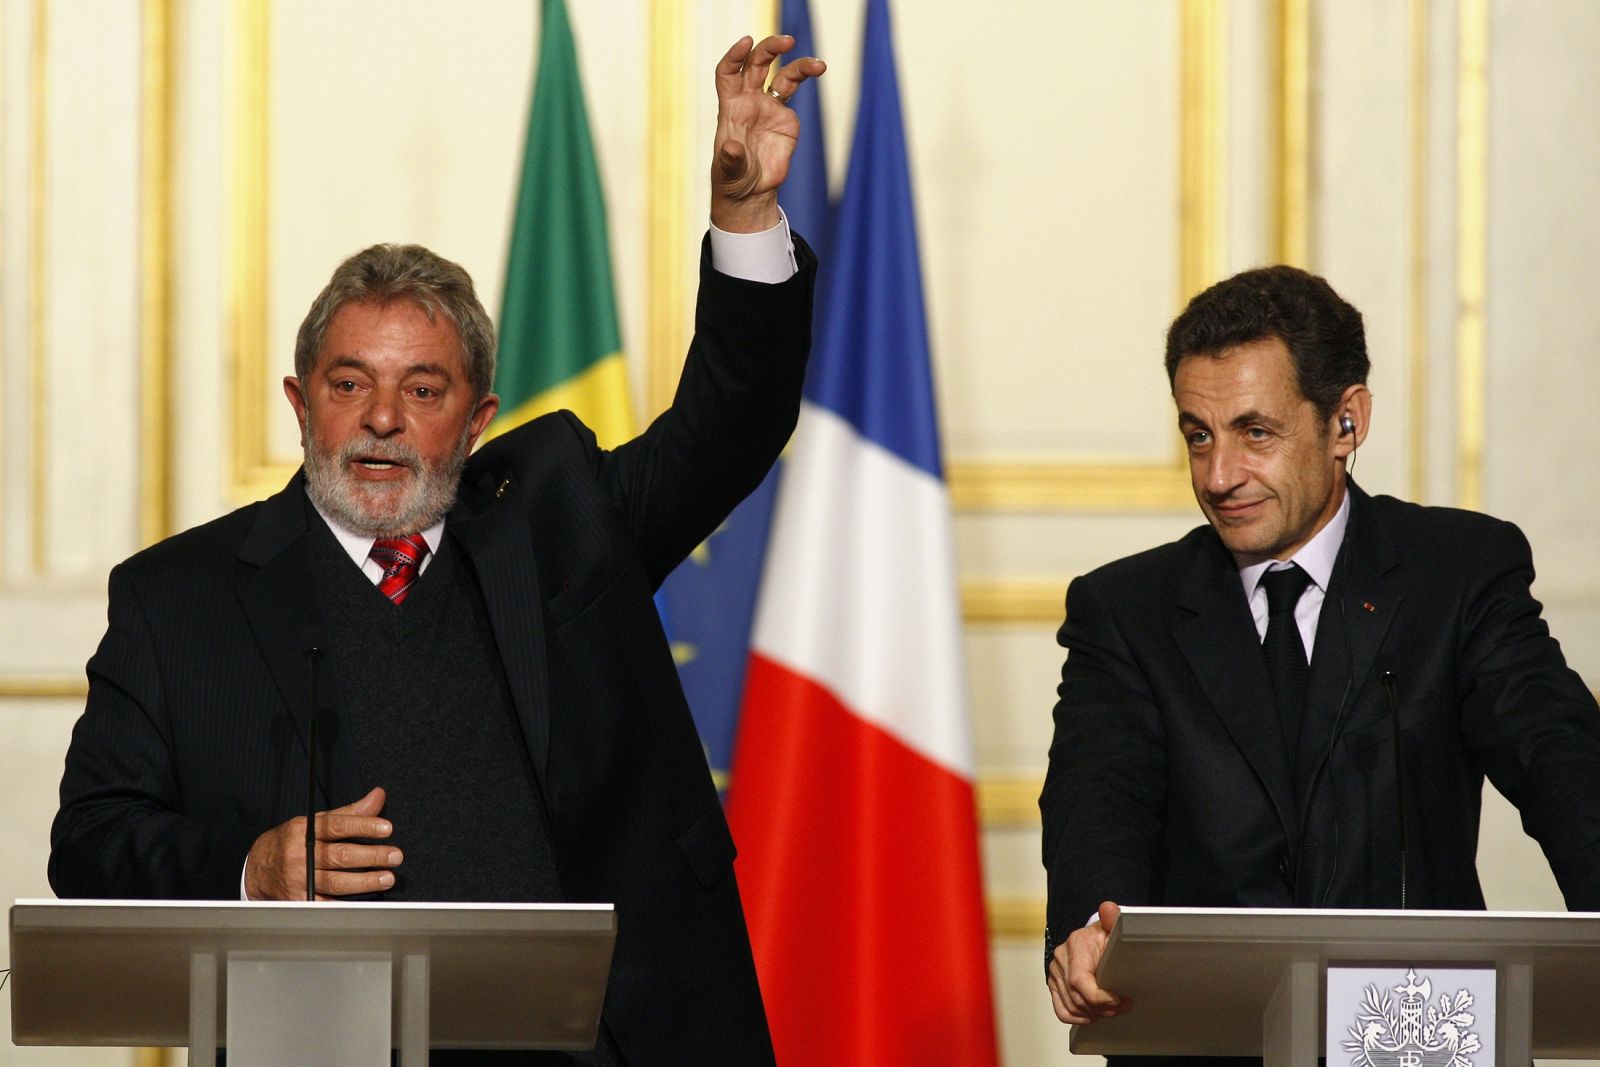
xmin=49 ymin=34 xmax=822 ymax=1064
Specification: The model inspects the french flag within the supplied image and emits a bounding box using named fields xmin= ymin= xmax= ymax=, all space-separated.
xmin=727 ymin=0 xmax=999 ymax=1060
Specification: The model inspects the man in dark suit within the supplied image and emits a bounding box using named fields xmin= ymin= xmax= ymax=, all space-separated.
xmin=1040 ymin=265 xmax=1600 ymax=1062
xmin=49 ymin=34 xmax=825 ymax=1065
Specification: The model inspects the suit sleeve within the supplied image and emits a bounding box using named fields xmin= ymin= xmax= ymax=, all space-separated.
xmin=1040 ymin=573 xmax=1169 ymax=953
xmin=1455 ymin=519 xmax=1600 ymax=908
xmin=49 ymin=565 xmax=258 ymax=899
xmin=592 ymin=235 xmax=817 ymax=587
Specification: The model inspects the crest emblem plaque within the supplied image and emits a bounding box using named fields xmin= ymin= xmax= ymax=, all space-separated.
xmin=1327 ymin=965 xmax=1496 ymax=1067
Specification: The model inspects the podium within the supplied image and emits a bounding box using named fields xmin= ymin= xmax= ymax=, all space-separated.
xmin=1069 ymin=907 xmax=1600 ymax=1065
xmin=9 ymin=898 xmax=616 ymax=1066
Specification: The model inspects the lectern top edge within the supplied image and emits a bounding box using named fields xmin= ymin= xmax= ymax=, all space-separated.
xmin=14 ymin=898 xmax=614 ymax=912
xmin=1107 ymin=906 xmax=1600 ymax=953
xmin=10 ymin=899 xmax=617 ymax=938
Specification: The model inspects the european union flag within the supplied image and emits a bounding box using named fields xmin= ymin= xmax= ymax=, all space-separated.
xmin=655 ymin=0 xmax=832 ymax=793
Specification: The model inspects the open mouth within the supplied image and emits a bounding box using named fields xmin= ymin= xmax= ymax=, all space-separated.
xmin=345 ymin=450 xmax=419 ymax=480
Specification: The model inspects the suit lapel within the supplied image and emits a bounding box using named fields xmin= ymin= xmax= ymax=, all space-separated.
xmin=1174 ymin=535 xmax=1298 ymax=841
xmin=235 ymin=474 xmax=364 ymax=808
xmin=448 ymin=468 xmax=552 ymax=782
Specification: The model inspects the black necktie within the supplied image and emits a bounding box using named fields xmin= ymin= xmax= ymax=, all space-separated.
xmin=1261 ymin=564 xmax=1314 ymax=755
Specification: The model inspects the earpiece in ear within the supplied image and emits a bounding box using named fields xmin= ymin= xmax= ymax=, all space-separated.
xmin=1340 ymin=413 xmax=1360 ymax=475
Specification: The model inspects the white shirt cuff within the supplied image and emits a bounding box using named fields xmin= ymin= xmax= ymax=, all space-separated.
xmin=708 ymin=207 xmax=798 ymax=284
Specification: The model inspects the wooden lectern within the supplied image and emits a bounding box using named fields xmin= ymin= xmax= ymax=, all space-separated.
xmin=9 ymin=898 xmax=616 ymax=1066
xmin=1069 ymin=907 xmax=1600 ymax=1065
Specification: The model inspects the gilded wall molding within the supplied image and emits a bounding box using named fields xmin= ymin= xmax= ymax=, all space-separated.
xmin=1408 ymin=0 xmax=1431 ymax=503
xmin=1455 ymin=0 xmax=1487 ymax=511
xmin=229 ymin=0 xmax=291 ymax=503
xmin=1179 ymin=0 xmax=1225 ymax=303
xmin=646 ymin=0 xmax=692 ymax=420
xmin=976 ymin=774 xmax=1042 ymax=828
xmin=140 ymin=0 xmax=176 ymax=545
xmin=0 ymin=1 xmax=7 ymax=566
xmin=0 ymin=675 xmax=87 ymax=699
xmin=30 ymin=0 xmax=49 ymax=571
xmin=987 ymin=895 xmax=1044 ymax=942
xmin=960 ymin=580 xmax=1063 ymax=625
xmin=1272 ymin=0 xmax=1310 ymax=265
xmin=950 ymin=5 xmax=1224 ymax=512
xmin=949 ymin=459 xmax=1192 ymax=511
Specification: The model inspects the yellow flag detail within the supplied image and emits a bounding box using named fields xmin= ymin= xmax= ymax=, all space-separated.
xmin=483 ymin=352 xmax=636 ymax=450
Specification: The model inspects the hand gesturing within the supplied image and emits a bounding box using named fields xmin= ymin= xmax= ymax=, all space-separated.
xmin=711 ymin=34 xmax=826 ymax=233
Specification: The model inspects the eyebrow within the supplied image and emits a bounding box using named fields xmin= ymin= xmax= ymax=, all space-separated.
xmin=324 ymin=356 xmax=454 ymax=381
xmin=1176 ymin=409 xmax=1286 ymax=430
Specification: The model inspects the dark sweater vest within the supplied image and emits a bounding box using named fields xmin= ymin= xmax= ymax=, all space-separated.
xmin=307 ymin=517 xmax=560 ymax=903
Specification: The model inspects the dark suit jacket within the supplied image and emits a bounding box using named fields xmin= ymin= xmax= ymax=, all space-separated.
xmin=1042 ymin=480 xmax=1600 ymax=946
xmin=49 ymin=240 xmax=816 ymax=1065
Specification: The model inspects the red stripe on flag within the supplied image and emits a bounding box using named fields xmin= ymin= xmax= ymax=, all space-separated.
xmin=729 ymin=653 xmax=998 ymax=1065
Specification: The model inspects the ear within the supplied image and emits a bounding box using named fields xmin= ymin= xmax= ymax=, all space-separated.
xmin=282 ymin=376 xmax=310 ymax=446
xmin=1330 ymin=384 xmax=1372 ymax=459
xmin=465 ymin=392 xmax=501 ymax=451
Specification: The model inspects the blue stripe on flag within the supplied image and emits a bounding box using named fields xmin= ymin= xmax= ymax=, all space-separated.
xmin=655 ymin=0 xmax=832 ymax=792
xmin=800 ymin=0 xmax=943 ymax=480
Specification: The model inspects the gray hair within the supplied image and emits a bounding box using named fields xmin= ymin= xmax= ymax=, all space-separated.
xmin=293 ymin=243 xmax=497 ymax=399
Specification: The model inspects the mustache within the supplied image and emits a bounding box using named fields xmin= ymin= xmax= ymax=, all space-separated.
xmin=334 ymin=435 xmax=422 ymax=471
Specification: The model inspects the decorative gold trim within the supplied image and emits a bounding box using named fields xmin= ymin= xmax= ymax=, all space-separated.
xmin=977 ymin=775 xmax=1042 ymax=828
xmin=0 ymin=675 xmax=86 ymax=699
xmin=134 ymin=1048 xmax=174 ymax=1067
xmin=987 ymin=895 xmax=1045 ymax=941
xmin=961 ymin=580 xmax=1063 ymax=625
xmin=229 ymin=0 xmax=288 ymax=502
xmin=1408 ymin=0 xmax=1431 ymax=502
xmin=30 ymin=0 xmax=49 ymax=572
xmin=1179 ymin=0 xmax=1225 ymax=302
xmin=1455 ymin=0 xmax=1487 ymax=511
xmin=140 ymin=0 xmax=175 ymax=545
xmin=646 ymin=0 xmax=691 ymax=420
xmin=954 ymin=4 xmax=1222 ymax=512
xmin=0 ymin=0 xmax=7 ymax=556
xmin=948 ymin=459 xmax=1192 ymax=511
xmin=1272 ymin=0 xmax=1310 ymax=266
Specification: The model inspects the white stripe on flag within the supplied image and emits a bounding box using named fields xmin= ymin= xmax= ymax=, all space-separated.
xmin=751 ymin=402 xmax=975 ymax=778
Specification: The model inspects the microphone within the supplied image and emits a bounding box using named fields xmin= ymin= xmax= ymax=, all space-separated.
xmin=302 ymin=627 xmax=324 ymax=903
xmin=1380 ymin=669 xmax=1408 ymax=908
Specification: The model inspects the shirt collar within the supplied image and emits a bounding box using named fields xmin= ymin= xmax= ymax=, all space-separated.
xmin=1237 ymin=487 xmax=1351 ymax=599
xmin=307 ymin=488 xmax=445 ymax=571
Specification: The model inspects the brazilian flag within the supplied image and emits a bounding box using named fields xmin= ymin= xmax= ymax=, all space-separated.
xmin=487 ymin=0 xmax=634 ymax=446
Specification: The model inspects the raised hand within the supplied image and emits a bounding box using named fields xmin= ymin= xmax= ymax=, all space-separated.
xmin=711 ymin=34 xmax=826 ymax=233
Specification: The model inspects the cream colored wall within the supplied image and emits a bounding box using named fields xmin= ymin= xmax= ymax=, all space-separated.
xmin=2 ymin=2 xmax=1597 ymax=1065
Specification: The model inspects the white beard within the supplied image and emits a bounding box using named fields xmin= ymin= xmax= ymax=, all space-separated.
xmin=301 ymin=422 xmax=470 ymax=538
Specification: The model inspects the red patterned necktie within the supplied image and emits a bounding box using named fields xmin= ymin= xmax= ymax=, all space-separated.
xmin=369 ymin=534 xmax=429 ymax=605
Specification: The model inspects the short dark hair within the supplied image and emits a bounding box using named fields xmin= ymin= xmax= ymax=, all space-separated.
xmin=1164 ymin=265 xmax=1369 ymax=421
xmin=293 ymin=243 xmax=497 ymax=399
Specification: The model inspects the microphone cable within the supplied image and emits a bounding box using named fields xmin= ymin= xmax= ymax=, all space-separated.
xmin=1381 ymin=669 xmax=1409 ymax=909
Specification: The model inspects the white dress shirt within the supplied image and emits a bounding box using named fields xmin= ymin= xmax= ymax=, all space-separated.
xmin=1236 ymin=489 xmax=1352 ymax=660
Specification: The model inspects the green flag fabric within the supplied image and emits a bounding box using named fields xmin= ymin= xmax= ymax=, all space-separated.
xmin=487 ymin=0 xmax=634 ymax=447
